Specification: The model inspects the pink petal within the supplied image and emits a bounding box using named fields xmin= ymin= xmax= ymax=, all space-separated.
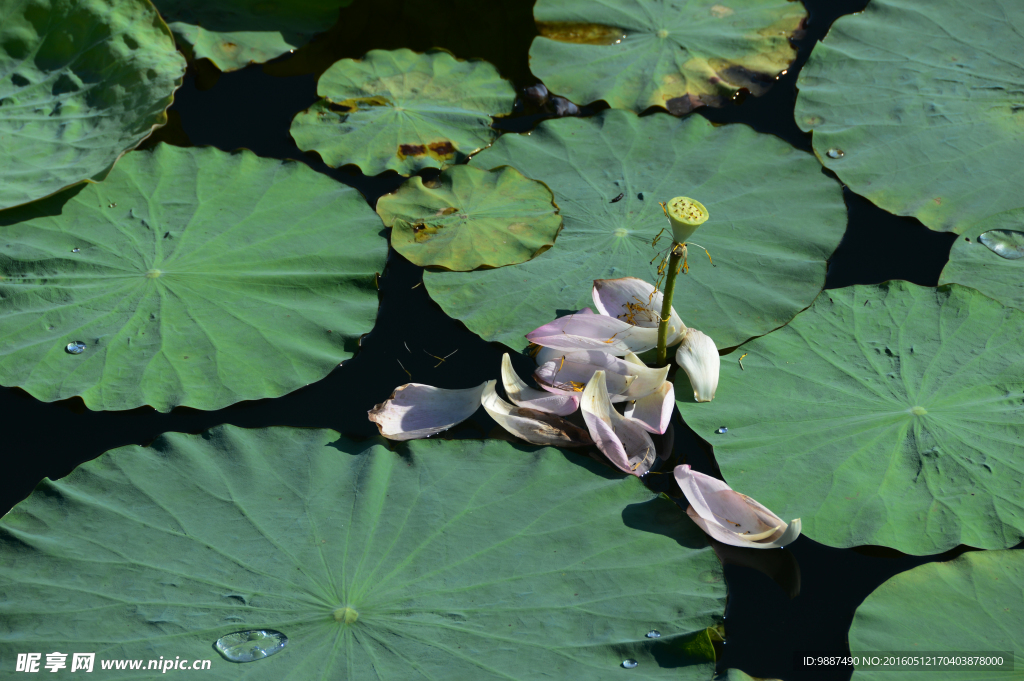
xmin=580 ymin=370 xmax=658 ymax=476
xmin=593 ymin=277 xmax=686 ymax=343
xmin=501 ymin=353 xmax=579 ymax=415
xmin=481 ymin=381 xmax=592 ymax=447
xmin=526 ymin=310 xmax=659 ymax=355
xmin=534 ymin=359 xmax=634 ymax=396
xmin=675 ymin=465 xmax=801 ymax=549
xmin=368 ymin=382 xmax=486 ymax=440
xmin=624 ymin=381 xmax=674 ymax=434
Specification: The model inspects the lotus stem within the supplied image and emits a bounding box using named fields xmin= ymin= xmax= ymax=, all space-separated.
xmin=656 ymin=242 xmax=685 ymax=366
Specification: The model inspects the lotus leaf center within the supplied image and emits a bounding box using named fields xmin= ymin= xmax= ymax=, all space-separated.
xmin=145 ymin=269 xmax=162 ymax=279
xmin=910 ymin=406 xmax=927 ymax=416
xmin=333 ymin=606 xmax=359 ymax=624
xmin=656 ymin=29 xmax=669 ymax=38
xmin=614 ymin=228 xmax=629 ymax=237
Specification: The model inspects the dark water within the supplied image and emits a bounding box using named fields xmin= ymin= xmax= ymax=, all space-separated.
xmin=0 ymin=1 xmax=976 ymax=679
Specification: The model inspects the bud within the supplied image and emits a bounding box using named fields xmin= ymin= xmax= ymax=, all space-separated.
xmin=666 ymin=196 xmax=708 ymax=244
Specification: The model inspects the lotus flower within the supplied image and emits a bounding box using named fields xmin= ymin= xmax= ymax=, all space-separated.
xmin=534 ymin=349 xmax=668 ymax=403
xmin=675 ymin=465 xmax=801 ymax=549
xmin=675 ymin=328 xmax=720 ymax=402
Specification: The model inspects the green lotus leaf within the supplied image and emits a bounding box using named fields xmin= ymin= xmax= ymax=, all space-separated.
xmin=290 ymin=49 xmax=516 ymax=176
xmin=716 ymin=671 xmax=782 ymax=681
xmin=0 ymin=143 xmax=385 ymax=412
xmin=795 ymin=0 xmax=1024 ymax=234
xmin=677 ymin=281 xmax=1024 ymax=555
xmin=425 ymin=110 xmax=845 ymax=351
xmin=850 ymin=550 xmax=1024 ymax=679
xmin=0 ymin=425 xmax=726 ymax=679
xmin=377 ymin=165 xmax=562 ymax=271
xmin=152 ymin=0 xmax=352 ymax=72
xmin=529 ymin=0 xmax=805 ymax=114
xmin=939 ymin=209 xmax=1024 ymax=312
xmin=0 ymin=0 xmax=185 ymax=211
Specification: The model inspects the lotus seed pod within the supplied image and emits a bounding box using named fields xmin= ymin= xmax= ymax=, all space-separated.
xmin=666 ymin=196 xmax=708 ymax=244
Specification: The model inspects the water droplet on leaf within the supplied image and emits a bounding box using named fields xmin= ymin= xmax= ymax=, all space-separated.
xmin=65 ymin=341 xmax=86 ymax=354
xmin=978 ymin=229 xmax=1024 ymax=259
xmin=715 ymin=426 xmax=728 ymax=434
xmin=214 ymin=629 xmax=288 ymax=663
xmin=646 ymin=630 xmax=661 ymax=638
xmin=826 ymin=148 xmax=844 ymax=159
xmin=71 ymin=248 xmax=80 ymax=253
xmin=622 ymin=659 xmax=639 ymax=669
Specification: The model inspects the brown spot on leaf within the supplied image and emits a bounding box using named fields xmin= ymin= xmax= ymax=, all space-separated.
xmin=536 ymin=21 xmax=626 ymax=45
xmin=665 ymin=93 xmax=707 ymax=115
xmin=428 ymin=140 xmax=456 ymax=159
xmin=933 ymin=197 xmax=942 ymax=205
xmin=434 ymin=207 xmax=458 ymax=216
xmin=397 ymin=143 xmax=427 ymax=159
xmin=397 ymin=140 xmax=458 ymax=161
xmin=223 ymin=42 xmax=237 ymax=51
xmin=411 ymin=223 xmax=443 ymax=242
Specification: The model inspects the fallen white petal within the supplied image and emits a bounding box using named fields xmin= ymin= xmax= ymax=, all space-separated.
xmin=501 ymin=353 xmax=579 ymax=415
xmin=481 ymin=380 xmax=592 ymax=447
xmin=535 ymin=358 xmax=634 ymax=396
xmin=527 ymin=310 xmax=659 ymax=355
xmin=581 ymin=370 xmax=658 ymax=476
xmin=624 ymin=380 xmax=674 ymax=434
xmin=368 ymin=381 xmax=486 ymax=440
xmin=675 ymin=328 xmax=720 ymax=402
xmin=675 ymin=464 xmax=800 ymax=549
xmin=592 ymin=277 xmax=686 ymax=344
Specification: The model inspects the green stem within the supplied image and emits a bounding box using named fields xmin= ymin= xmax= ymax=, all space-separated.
xmin=656 ymin=243 xmax=684 ymax=366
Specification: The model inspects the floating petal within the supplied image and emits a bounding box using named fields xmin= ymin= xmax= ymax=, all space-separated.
xmin=527 ymin=310 xmax=659 ymax=355
xmin=624 ymin=381 xmax=674 ymax=434
xmin=368 ymin=382 xmax=486 ymax=440
xmin=675 ymin=328 xmax=720 ymax=402
xmin=581 ymin=371 xmax=658 ymax=476
xmin=482 ymin=381 xmax=592 ymax=447
xmin=501 ymin=354 xmax=579 ymax=415
xmin=675 ymin=465 xmax=800 ymax=549
xmin=593 ymin=277 xmax=686 ymax=344
xmin=535 ymin=359 xmax=634 ymax=396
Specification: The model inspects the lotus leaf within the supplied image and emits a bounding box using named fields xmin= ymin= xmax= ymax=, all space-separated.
xmin=939 ymin=210 xmax=1024 ymax=312
xmin=425 ymin=110 xmax=846 ymax=350
xmin=0 ymin=0 xmax=185 ymax=210
xmin=0 ymin=425 xmax=726 ymax=679
xmin=0 ymin=143 xmax=385 ymax=412
xmin=530 ymin=0 xmax=805 ymax=114
xmin=677 ymin=281 xmax=1024 ymax=554
xmin=290 ymin=49 xmax=516 ymax=176
xmin=152 ymin=0 xmax=352 ymax=72
xmin=795 ymin=0 xmax=1024 ymax=234
xmin=377 ymin=165 xmax=562 ymax=271
xmin=850 ymin=550 xmax=1024 ymax=679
